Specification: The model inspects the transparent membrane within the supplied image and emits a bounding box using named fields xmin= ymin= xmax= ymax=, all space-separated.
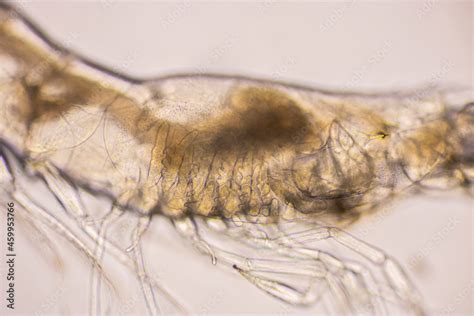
xmin=0 ymin=3 xmax=472 ymax=316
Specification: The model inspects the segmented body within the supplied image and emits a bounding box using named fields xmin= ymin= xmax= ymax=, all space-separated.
xmin=0 ymin=4 xmax=472 ymax=316
xmin=1 ymin=6 xmax=471 ymax=225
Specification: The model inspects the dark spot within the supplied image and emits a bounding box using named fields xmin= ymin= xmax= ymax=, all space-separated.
xmin=208 ymin=87 xmax=313 ymax=152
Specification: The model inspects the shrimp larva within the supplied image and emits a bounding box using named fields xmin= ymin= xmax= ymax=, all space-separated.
xmin=0 ymin=3 xmax=472 ymax=316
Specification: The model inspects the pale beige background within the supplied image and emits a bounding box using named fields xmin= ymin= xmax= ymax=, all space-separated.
xmin=0 ymin=1 xmax=472 ymax=316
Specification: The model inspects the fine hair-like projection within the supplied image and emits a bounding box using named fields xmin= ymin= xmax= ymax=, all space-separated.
xmin=0 ymin=3 xmax=472 ymax=316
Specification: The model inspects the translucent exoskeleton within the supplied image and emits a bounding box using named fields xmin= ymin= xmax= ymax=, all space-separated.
xmin=0 ymin=3 xmax=472 ymax=316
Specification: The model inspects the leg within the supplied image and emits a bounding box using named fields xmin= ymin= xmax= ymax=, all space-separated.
xmin=174 ymin=216 xmax=337 ymax=308
xmin=20 ymin=158 xmax=187 ymax=315
xmin=271 ymin=224 xmax=424 ymax=315
xmin=205 ymin=217 xmax=397 ymax=315
xmin=90 ymin=205 xmax=123 ymax=316
xmin=127 ymin=215 xmax=160 ymax=316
